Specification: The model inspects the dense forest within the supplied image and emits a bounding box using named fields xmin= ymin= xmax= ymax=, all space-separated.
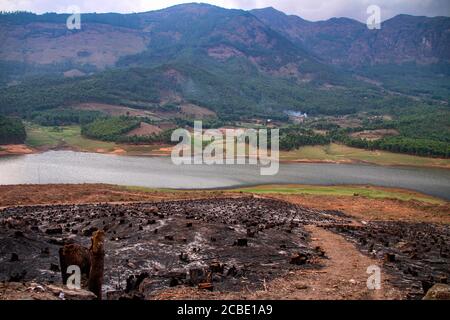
xmin=346 ymin=136 xmax=449 ymax=158
xmin=0 ymin=115 xmax=26 ymax=144
xmin=0 ymin=56 xmax=396 ymax=120
xmin=279 ymin=126 xmax=329 ymax=151
xmin=81 ymin=117 xmax=140 ymax=141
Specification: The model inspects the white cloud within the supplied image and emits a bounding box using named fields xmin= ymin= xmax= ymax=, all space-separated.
xmin=1 ymin=0 xmax=449 ymax=22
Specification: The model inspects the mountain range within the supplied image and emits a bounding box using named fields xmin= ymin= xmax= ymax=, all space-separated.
xmin=0 ymin=3 xmax=449 ymax=119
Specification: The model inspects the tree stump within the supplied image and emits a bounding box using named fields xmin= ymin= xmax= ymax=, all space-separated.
xmin=88 ymin=230 xmax=105 ymax=300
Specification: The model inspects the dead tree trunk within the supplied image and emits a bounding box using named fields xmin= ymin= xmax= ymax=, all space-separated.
xmin=58 ymin=244 xmax=90 ymax=286
xmin=88 ymin=230 xmax=105 ymax=300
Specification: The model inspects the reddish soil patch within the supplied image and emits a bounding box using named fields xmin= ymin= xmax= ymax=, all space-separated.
xmin=266 ymin=194 xmax=450 ymax=224
xmin=350 ymin=129 xmax=399 ymax=141
xmin=126 ymin=122 xmax=162 ymax=137
xmin=0 ymin=145 xmax=34 ymax=156
xmin=0 ymin=184 xmax=231 ymax=208
xmin=179 ymin=104 xmax=216 ymax=118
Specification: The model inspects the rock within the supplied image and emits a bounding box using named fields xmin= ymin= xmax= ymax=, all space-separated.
xmin=246 ymin=229 xmax=255 ymax=237
xmin=384 ymin=253 xmax=396 ymax=262
xmin=145 ymin=207 xmax=159 ymax=215
xmin=235 ymin=238 xmax=248 ymax=247
xmin=10 ymin=253 xmax=19 ymax=262
xmin=290 ymin=253 xmax=308 ymax=265
xmin=295 ymin=284 xmax=308 ymax=290
xmin=314 ymin=246 xmax=326 ymax=257
xmin=167 ymin=270 xmax=187 ymax=287
xmin=189 ymin=268 xmax=206 ymax=285
xmin=179 ymin=252 xmax=189 ymax=262
xmin=82 ymin=226 xmax=98 ymax=237
xmin=437 ymin=276 xmax=448 ymax=284
xmin=198 ymin=283 xmax=214 ymax=291
xmin=45 ymin=226 xmax=63 ymax=235
xmin=126 ymin=272 xmax=149 ymax=293
xmin=226 ymin=265 xmax=237 ymax=277
xmin=50 ymin=263 xmax=60 ymax=272
xmin=46 ymin=285 xmax=97 ymax=300
xmin=423 ymin=284 xmax=450 ymax=300
xmin=209 ymin=262 xmax=224 ymax=274
xmin=14 ymin=231 xmax=24 ymax=238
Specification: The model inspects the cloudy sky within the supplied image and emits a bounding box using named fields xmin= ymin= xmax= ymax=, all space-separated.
xmin=1 ymin=0 xmax=449 ymax=22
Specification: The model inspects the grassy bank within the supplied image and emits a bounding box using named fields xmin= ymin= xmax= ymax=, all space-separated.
xmin=25 ymin=123 xmax=117 ymax=152
xmin=234 ymin=184 xmax=445 ymax=204
xmin=24 ymin=123 xmax=170 ymax=155
xmin=280 ymin=143 xmax=450 ymax=168
xmin=123 ymin=183 xmax=445 ymax=204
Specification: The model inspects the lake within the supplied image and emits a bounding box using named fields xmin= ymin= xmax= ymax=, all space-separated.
xmin=0 ymin=151 xmax=449 ymax=200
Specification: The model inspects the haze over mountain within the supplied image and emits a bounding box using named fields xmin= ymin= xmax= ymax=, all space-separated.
xmin=0 ymin=3 xmax=449 ymax=119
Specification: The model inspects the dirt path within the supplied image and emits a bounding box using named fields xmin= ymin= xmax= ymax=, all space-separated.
xmin=229 ymin=225 xmax=405 ymax=300
xmin=154 ymin=224 xmax=405 ymax=300
xmin=297 ymin=225 xmax=403 ymax=299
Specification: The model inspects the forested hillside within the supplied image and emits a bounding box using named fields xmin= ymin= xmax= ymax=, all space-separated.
xmin=0 ymin=115 xmax=26 ymax=144
xmin=0 ymin=4 xmax=448 ymax=157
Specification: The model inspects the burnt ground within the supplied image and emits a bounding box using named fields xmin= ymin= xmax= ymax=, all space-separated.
xmin=0 ymin=196 xmax=448 ymax=300
xmin=0 ymin=197 xmax=349 ymax=298
xmin=326 ymin=222 xmax=450 ymax=299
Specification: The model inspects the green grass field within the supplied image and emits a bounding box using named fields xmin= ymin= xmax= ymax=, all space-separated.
xmin=280 ymin=143 xmax=450 ymax=168
xmin=25 ymin=123 xmax=173 ymax=155
xmin=234 ymin=184 xmax=445 ymax=204
xmin=121 ymin=184 xmax=445 ymax=204
xmin=25 ymin=123 xmax=117 ymax=152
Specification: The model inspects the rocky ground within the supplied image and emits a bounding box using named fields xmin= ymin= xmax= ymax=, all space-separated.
xmin=0 ymin=191 xmax=448 ymax=300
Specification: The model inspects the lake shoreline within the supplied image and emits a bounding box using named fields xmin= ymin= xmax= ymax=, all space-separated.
xmin=1 ymin=143 xmax=450 ymax=170
xmin=1 ymin=150 xmax=450 ymax=200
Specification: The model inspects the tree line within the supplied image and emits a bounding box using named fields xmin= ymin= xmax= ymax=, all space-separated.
xmin=0 ymin=115 xmax=26 ymax=144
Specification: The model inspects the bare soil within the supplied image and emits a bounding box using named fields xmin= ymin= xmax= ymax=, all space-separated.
xmin=0 ymin=184 xmax=230 ymax=208
xmin=267 ymin=194 xmax=450 ymax=224
xmin=126 ymin=122 xmax=162 ymax=137
xmin=0 ymin=144 xmax=34 ymax=156
xmin=350 ymin=129 xmax=399 ymax=141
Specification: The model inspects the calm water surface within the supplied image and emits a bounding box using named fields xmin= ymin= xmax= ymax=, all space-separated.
xmin=0 ymin=151 xmax=449 ymax=200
